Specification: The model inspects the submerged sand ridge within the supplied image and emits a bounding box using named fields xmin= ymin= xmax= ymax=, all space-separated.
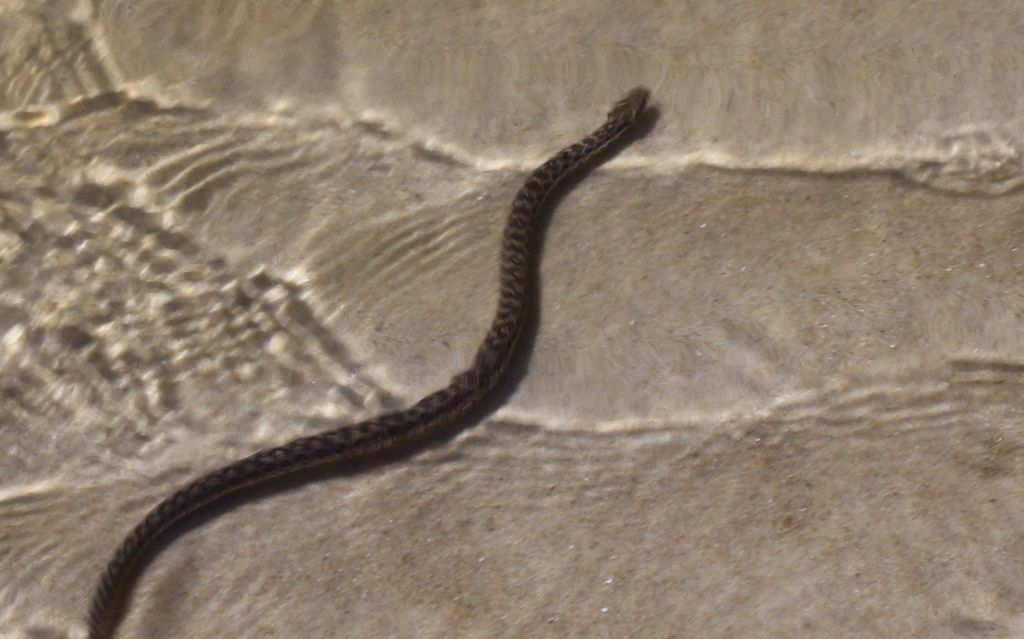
xmin=4 ymin=1 xmax=1024 ymax=637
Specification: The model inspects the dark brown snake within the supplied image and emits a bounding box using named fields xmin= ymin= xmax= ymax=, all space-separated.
xmin=87 ymin=87 xmax=651 ymax=639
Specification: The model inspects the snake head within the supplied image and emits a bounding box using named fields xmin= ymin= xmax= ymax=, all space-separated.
xmin=607 ymin=86 xmax=651 ymax=123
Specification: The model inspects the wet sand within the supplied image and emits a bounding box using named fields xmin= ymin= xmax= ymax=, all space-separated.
xmin=4 ymin=1 xmax=1024 ymax=637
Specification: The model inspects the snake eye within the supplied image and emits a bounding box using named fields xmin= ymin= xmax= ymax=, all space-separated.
xmin=607 ymin=87 xmax=651 ymax=122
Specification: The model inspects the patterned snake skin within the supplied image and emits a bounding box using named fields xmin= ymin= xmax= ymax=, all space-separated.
xmin=87 ymin=87 xmax=651 ymax=639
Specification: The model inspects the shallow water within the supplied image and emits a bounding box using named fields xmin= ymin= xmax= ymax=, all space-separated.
xmin=5 ymin=1 xmax=1024 ymax=638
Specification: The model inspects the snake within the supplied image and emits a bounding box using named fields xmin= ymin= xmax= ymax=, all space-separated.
xmin=86 ymin=86 xmax=651 ymax=639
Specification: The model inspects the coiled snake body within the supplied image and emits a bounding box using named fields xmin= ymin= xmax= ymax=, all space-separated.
xmin=87 ymin=87 xmax=651 ymax=638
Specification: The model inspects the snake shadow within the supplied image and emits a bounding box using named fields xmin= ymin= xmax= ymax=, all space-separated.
xmin=106 ymin=102 xmax=660 ymax=630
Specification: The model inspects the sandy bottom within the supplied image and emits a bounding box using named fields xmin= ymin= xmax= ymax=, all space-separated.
xmin=5 ymin=1 xmax=1024 ymax=638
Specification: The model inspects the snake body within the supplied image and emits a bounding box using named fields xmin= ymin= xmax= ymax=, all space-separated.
xmin=87 ymin=87 xmax=651 ymax=639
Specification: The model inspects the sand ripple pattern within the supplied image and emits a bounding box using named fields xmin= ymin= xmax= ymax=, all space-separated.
xmin=6 ymin=3 xmax=1024 ymax=638
xmin=0 ymin=9 xmax=113 ymax=114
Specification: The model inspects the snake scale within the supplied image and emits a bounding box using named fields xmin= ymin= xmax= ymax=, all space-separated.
xmin=87 ymin=86 xmax=651 ymax=639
